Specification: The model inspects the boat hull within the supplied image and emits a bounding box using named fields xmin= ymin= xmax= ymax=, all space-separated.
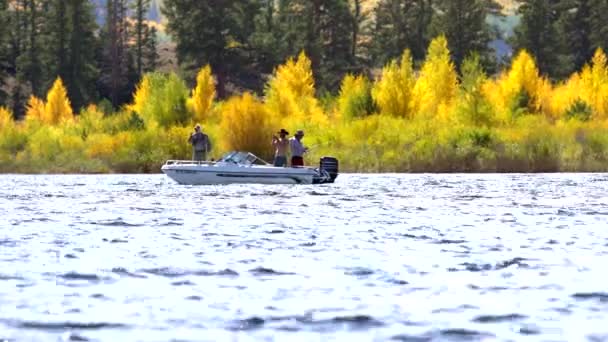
xmin=161 ymin=164 xmax=316 ymax=185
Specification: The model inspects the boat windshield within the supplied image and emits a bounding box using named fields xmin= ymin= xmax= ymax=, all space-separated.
xmin=219 ymin=151 xmax=240 ymax=162
xmin=218 ymin=151 xmax=268 ymax=165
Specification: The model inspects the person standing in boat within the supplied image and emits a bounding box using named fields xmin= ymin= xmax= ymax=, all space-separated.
xmin=289 ymin=129 xmax=308 ymax=167
xmin=272 ymin=128 xmax=290 ymax=167
xmin=188 ymin=124 xmax=211 ymax=161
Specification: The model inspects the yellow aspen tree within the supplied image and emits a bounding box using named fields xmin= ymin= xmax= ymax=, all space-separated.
xmin=219 ymin=92 xmax=273 ymax=159
xmin=265 ymin=51 xmax=318 ymax=121
xmin=455 ymin=53 xmax=493 ymax=126
xmin=45 ymin=77 xmax=73 ymax=125
xmin=25 ymin=96 xmax=46 ymax=122
xmin=131 ymin=72 xmax=190 ymax=127
xmin=579 ymin=48 xmax=608 ymax=119
xmin=188 ymin=64 xmax=216 ymax=122
xmin=486 ymin=50 xmax=551 ymax=121
xmin=337 ymin=74 xmax=374 ymax=120
xmin=412 ymin=36 xmax=458 ymax=119
xmin=0 ymin=107 xmax=12 ymax=130
xmin=549 ymin=76 xmax=579 ymax=119
xmin=78 ymin=104 xmax=106 ymax=136
xmin=371 ymin=49 xmax=416 ymax=118
xmin=130 ymin=74 xmax=151 ymax=115
xmin=506 ymin=50 xmax=543 ymax=113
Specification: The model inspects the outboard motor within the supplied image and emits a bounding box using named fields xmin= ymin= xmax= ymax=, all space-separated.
xmin=319 ymin=157 xmax=339 ymax=183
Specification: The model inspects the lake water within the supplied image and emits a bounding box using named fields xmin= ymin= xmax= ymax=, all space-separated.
xmin=1 ymin=173 xmax=608 ymax=342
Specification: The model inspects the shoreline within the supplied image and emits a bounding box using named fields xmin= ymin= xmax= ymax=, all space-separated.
xmin=2 ymin=170 xmax=607 ymax=176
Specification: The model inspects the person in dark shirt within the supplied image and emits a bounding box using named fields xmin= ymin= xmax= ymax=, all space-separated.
xmin=188 ymin=124 xmax=211 ymax=161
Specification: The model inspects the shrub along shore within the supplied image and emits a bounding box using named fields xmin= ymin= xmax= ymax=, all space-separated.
xmin=2 ymin=36 xmax=608 ymax=174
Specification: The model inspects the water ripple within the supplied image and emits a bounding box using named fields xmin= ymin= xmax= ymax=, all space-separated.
xmin=1 ymin=319 xmax=128 ymax=330
xmin=58 ymin=272 xmax=109 ymax=282
xmin=572 ymin=292 xmax=608 ymax=302
xmin=88 ymin=218 xmax=144 ymax=227
xmin=1 ymin=174 xmax=608 ymax=340
xmin=472 ymin=313 xmax=528 ymax=323
xmin=450 ymin=257 xmax=531 ymax=272
xmin=139 ymin=267 xmax=239 ymax=278
xmin=249 ymin=267 xmax=294 ymax=276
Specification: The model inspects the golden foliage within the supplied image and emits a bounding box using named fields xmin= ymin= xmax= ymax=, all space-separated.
xmin=508 ymin=51 xmax=542 ymax=98
xmin=77 ymin=105 xmax=105 ymax=136
xmin=5 ymin=36 xmax=608 ymax=173
xmin=188 ymin=64 xmax=216 ymax=122
xmin=578 ymin=48 xmax=608 ymax=119
xmin=371 ymin=50 xmax=416 ymax=118
xmin=140 ymin=73 xmax=191 ymax=127
xmin=484 ymin=50 xmax=549 ymax=121
xmin=455 ymin=54 xmax=493 ymax=126
xmin=412 ymin=36 xmax=458 ymax=119
xmin=130 ymin=74 xmax=151 ymax=115
xmin=45 ymin=77 xmax=74 ymax=125
xmin=0 ymin=107 xmax=13 ymax=131
xmin=25 ymin=96 xmax=46 ymax=123
xmin=85 ymin=132 xmax=132 ymax=160
xmin=27 ymin=126 xmax=62 ymax=161
xmin=265 ymin=51 xmax=327 ymax=127
xmin=338 ymin=74 xmax=374 ymax=120
xmin=219 ymin=92 xmax=273 ymax=159
xmin=549 ymin=74 xmax=582 ymax=119
xmin=266 ymin=51 xmax=316 ymax=104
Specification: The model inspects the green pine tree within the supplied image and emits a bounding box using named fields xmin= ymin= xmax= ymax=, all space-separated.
xmin=254 ymin=0 xmax=356 ymax=92
xmin=0 ymin=0 xmax=9 ymax=105
xmin=65 ymin=0 xmax=99 ymax=111
xmin=229 ymin=0 xmax=268 ymax=91
xmin=5 ymin=0 xmax=28 ymax=77
xmin=350 ymin=0 xmax=361 ymax=59
xmin=319 ymin=0 xmax=359 ymax=91
xmin=43 ymin=0 xmax=99 ymax=111
xmin=100 ymin=0 xmax=135 ymax=107
xmin=132 ymin=0 xmax=152 ymax=77
xmin=143 ymin=25 xmax=159 ymax=72
xmin=589 ymin=0 xmax=608 ymax=54
xmin=432 ymin=0 xmax=499 ymax=73
xmin=16 ymin=0 xmax=44 ymax=97
xmin=370 ymin=0 xmax=435 ymax=65
xmin=4 ymin=1 xmax=26 ymax=116
xmin=249 ymin=0 xmax=280 ymax=73
xmin=162 ymin=0 xmax=241 ymax=98
xmin=554 ymin=0 xmax=593 ymax=77
xmin=512 ymin=0 xmax=561 ymax=77
xmin=45 ymin=0 xmax=68 ymax=84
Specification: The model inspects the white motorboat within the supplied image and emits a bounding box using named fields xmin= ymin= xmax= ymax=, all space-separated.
xmin=161 ymin=151 xmax=339 ymax=185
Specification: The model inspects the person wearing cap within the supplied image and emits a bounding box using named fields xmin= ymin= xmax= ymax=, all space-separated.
xmin=272 ymin=128 xmax=290 ymax=167
xmin=188 ymin=124 xmax=211 ymax=161
xmin=289 ymin=129 xmax=309 ymax=167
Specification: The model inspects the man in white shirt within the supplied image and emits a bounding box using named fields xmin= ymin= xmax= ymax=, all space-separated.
xmin=289 ymin=129 xmax=308 ymax=167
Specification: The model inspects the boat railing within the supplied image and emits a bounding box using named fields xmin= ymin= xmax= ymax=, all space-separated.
xmin=163 ymin=152 xmax=272 ymax=167
xmin=164 ymin=160 xmax=216 ymax=166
